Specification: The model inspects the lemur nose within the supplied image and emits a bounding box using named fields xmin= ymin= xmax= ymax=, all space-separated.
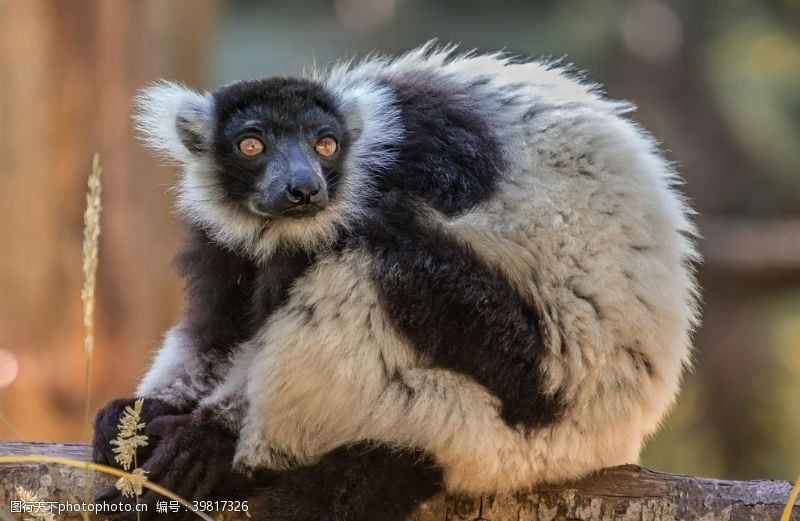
xmin=285 ymin=177 xmax=326 ymax=206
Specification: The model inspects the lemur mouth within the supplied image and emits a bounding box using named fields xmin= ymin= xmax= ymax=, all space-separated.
xmin=246 ymin=199 xmax=324 ymax=220
xmin=280 ymin=205 xmax=325 ymax=219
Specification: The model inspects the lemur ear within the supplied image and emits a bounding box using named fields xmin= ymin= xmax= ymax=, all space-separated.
xmin=332 ymin=81 xmax=403 ymax=171
xmin=133 ymin=81 xmax=214 ymax=163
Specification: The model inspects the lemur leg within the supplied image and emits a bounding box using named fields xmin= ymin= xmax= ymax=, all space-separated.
xmin=360 ymin=367 xmax=533 ymax=493
xmin=124 ymin=344 xmax=441 ymax=521
xmin=93 ymin=317 xmax=244 ymax=468
xmin=97 ymin=438 xmax=441 ymax=521
xmin=247 ymin=442 xmax=442 ymax=521
xmin=186 ymin=363 xmax=440 ymax=521
xmin=356 ymin=212 xmax=645 ymax=490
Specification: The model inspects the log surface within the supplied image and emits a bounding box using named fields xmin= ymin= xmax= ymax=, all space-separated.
xmin=0 ymin=442 xmax=796 ymax=520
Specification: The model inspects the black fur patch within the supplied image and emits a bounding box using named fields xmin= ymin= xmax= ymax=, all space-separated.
xmin=355 ymin=206 xmax=563 ymax=429
xmin=373 ymin=72 xmax=506 ymax=215
xmin=213 ymin=78 xmax=341 ymax=128
xmin=250 ymin=246 xmax=316 ymax=325
xmin=248 ymin=442 xmax=443 ymax=521
xmin=175 ymin=226 xmax=260 ymax=353
xmin=175 ymin=227 xmax=315 ymax=356
xmin=624 ymin=344 xmax=654 ymax=377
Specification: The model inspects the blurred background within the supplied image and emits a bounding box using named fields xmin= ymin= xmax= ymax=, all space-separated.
xmin=0 ymin=0 xmax=798 ymax=481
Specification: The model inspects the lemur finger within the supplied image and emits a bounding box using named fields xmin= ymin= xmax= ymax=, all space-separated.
xmin=152 ymin=450 xmax=197 ymax=491
xmin=145 ymin=413 xmax=190 ymax=439
xmin=174 ymin=459 xmax=206 ymax=500
xmin=139 ymin=438 xmax=189 ymax=483
xmin=91 ymin=433 xmax=118 ymax=468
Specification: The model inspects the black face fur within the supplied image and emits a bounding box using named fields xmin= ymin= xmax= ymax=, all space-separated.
xmin=207 ymin=78 xmax=350 ymax=220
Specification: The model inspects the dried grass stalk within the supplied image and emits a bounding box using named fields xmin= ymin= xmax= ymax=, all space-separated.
xmin=783 ymin=474 xmax=800 ymax=521
xmin=80 ymin=153 xmax=102 ymax=516
xmin=115 ymin=467 xmax=150 ymax=498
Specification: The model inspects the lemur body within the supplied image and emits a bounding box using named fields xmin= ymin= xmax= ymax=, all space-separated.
xmin=93 ymin=44 xmax=698 ymax=520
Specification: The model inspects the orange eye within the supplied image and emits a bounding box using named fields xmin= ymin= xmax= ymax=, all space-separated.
xmin=238 ymin=137 xmax=264 ymax=156
xmin=314 ymin=137 xmax=338 ymax=157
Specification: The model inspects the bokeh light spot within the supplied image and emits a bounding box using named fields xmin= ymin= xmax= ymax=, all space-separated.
xmin=0 ymin=349 xmax=19 ymax=388
xmin=622 ymin=0 xmax=683 ymax=62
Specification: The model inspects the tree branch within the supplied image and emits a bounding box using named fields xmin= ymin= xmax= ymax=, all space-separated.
xmin=0 ymin=442 xmax=796 ymax=520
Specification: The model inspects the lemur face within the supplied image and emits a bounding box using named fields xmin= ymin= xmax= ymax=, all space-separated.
xmin=135 ymin=77 xmax=392 ymax=255
xmin=209 ymin=79 xmax=349 ymax=221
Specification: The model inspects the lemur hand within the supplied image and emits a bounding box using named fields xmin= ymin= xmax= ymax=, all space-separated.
xmin=92 ymin=397 xmax=183 ymax=469
xmin=95 ymin=409 xmax=249 ymax=519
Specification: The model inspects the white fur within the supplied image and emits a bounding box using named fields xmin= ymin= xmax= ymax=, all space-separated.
xmin=133 ymin=81 xmax=214 ymax=165
xmin=135 ymin=325 xmax=222 ymax=409
xmin=229 ymin=251 xmax=421 ymax=471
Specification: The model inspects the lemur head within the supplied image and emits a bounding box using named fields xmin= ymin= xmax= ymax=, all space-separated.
xmin=134 ymin=77 xmax=401 ymax=258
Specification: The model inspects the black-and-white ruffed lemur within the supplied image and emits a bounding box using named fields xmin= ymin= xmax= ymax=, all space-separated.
xmin=93 ymin=43 xmax=699 ymax=520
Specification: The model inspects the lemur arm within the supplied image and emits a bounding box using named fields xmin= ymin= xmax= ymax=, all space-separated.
xmin=95 ymin=234 xmax=320 ymax=506
xmin=362 ymin=210 xmax=563 ymax=429
xmin=135 ymin=225 xmax=259 ymax=409
xmin=92 ymin=226 xmax=258 ymax=471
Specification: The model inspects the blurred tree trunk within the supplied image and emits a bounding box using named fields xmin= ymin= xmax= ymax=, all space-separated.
xmin=0 ymin=0 xmax=218 ymax=441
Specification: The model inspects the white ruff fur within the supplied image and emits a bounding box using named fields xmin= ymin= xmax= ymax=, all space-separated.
xmin=135 ymin=43 xmax=699 ymax=493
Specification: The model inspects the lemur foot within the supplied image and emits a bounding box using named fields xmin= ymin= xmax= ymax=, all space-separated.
xmin=246 ymin=442 xmax=443 ymax=521
xmin=92 ymin=397 xmax=183 ymax=469
xmin=95 ymin=409 xmax=249 ymax=520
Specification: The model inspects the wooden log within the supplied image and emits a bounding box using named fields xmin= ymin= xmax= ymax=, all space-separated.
xmin=0 ymin=442 xmax=796 ymax=520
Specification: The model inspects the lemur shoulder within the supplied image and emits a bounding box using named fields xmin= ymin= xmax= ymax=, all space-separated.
xmin=93 ymin=43 xmax=699 ymax=521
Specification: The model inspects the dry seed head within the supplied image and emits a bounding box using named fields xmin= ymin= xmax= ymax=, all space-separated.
xmin=116 ymin=468 xmax=150 ymax=498
xmin=14 ymin=485 xmax=56 ymax=521
xmin=111 ymin=398 xmax=148 ymax=471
